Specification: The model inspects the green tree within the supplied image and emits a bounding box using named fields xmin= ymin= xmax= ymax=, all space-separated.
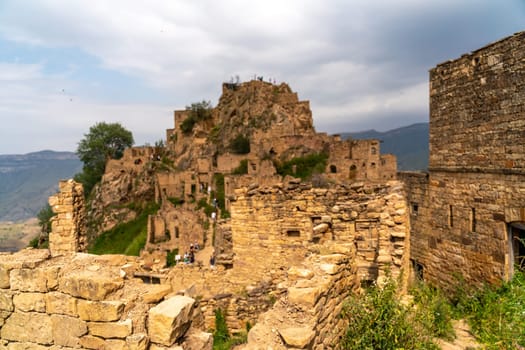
xmin=74 ymin=122 xmax=134 ymax=196
xmin=30 ymin=204 xmax=54 ymax=248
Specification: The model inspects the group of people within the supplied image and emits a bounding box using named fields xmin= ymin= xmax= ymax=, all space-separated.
xmin=175 ymin=242 xmax=200 ymax=265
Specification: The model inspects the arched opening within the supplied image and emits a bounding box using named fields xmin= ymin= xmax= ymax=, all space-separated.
xmin=330 ymin=165 xmax=337 ymax=173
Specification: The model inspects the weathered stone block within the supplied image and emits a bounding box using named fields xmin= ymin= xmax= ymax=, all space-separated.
xmin=10 ymin=269 xmax=48 ymax=292
xmin=148 ymin=295 xmax=195 ymax=346
xmin=59 ymin=271 xmax=123 ymax=301
xmin=181 ymin=329 xmax=213 ymax=350
xmin=5 ymin=342 xmax=49 ymax=350
xmin=126 ymin=333 xmax=149 ymax=350
xmin=79 ymin=335 xmax=106 ymax=349
xmin=1 ymin=312 xmax=53 ymax=344
xmin=13 ymin=292 xmax=46 ymax=312
xmin=0 ymin=267 xmax=10 ymax=289
xmin=77 ymin=300 xmax=124 ymax=322
xmin=45 ymin=291 xmax=77 ymax=316
xmin=105 ymin=339 xmax=128 ymax=350
xmin=0 ymin=291 xmax=13 ymax=312
xmin=51 ymin=314 xmax=88 ymax=347
xmin=278 ymin=326 xmax=315 ymax=348
xmin=88 ymin=319 xmax=132 ymax=339
xmin=288 ymin=287 xmax=321 ymax=307
xmin=142 ymin=284 xmax=172 ymax=304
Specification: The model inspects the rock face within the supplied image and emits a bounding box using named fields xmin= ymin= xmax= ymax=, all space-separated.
xmin=401 ymin=30 xmax=525 ymax=289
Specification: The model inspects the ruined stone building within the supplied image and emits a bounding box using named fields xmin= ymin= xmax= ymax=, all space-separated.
xmin=402 ymin=31 xmax=525 ymax=288
xmin=1 ymin=31 xmax=524 ymax=349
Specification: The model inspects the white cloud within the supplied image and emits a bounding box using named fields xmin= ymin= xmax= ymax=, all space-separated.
xmin=0 ymin=0 xmax=523 ymax=152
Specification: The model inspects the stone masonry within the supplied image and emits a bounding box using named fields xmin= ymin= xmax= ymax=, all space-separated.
xmin=0 ymin=249 xmax=212 ymax=350
xmin=48 ymin=179 xmax=87 ymax=257
xmin=402 ymin=31 xmax=525 ymax=288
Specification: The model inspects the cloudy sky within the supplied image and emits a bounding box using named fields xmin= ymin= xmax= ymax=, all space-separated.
xmin=0 ymin=1 xmax=523 ymax=154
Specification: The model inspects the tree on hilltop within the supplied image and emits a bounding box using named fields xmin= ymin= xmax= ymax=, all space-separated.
xmin=75 ymin=122 xmax=134 ymax=196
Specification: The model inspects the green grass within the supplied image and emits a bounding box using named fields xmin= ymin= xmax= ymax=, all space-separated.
xmin=213 ymin=308 xmax=248 ymax=350
xmin=451 ymin=269 xmax=525 ymax=349
xmin=341 ymin=276 xmax=441 ymax=350
xmin=341 ymin=270 xmax=525 ymax=349
xmin=88 ymin=201 xmax=160 ymax=255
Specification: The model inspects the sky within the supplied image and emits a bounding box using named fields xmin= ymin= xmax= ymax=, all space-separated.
xmin=0 ymin=1 xmax=523 ymax=154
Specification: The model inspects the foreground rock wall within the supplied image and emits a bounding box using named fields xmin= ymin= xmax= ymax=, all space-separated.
xmin=0 ymin=250 xmax=211 ymax=349
xmin=241 ymin=246 xmax=358 ymax=349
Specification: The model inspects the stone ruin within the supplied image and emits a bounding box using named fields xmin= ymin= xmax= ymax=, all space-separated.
xmin=1 ymin=30 xmax=524 ymax=349
xmin=401 ymin=30 xmax=525 ymax=289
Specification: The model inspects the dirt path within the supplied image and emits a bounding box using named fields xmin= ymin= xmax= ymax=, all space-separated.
xmin=438 ymin=319 xmax=481 ymax=350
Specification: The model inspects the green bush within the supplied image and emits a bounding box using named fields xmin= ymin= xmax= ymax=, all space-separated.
xmin=213 ymin=173 xmax=226 ymax=211
xmin=88 ymin=202 xmax=160 ymax=255
xmin=232 ymin=159 xmax=248 ymax=175
xmin=180 ymin=100 xmax=213 ymax=134
xmin=213 ymin=308 xmax=248 ymax=350
xmin=196 ymin=198 xmax=215 ymax=217
xmin=451 ymin=269 xmax=525 ymax=348
xmin=166 ymin=249 xmax=179 ymax=267
xmin=275 ymin=152 xmax=328 ymax=180
xmin=341 ymin=276 xmax=440 ymax=350
xmin=168 ymin=197 xmax=184 ymax=207
xmin=229 ymin=134 xmax=250 ymax=154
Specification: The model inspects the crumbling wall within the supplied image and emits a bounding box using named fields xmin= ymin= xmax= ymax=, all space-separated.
xmin=230 ymin=180 xmax=410 ymax=287
xmin=48 ymin=179 xmax=87 ymax=256
xmin=241 ymin=250 xmax=358 ymax=349
xmin=0 ymin=250 xmax=211 ymax=349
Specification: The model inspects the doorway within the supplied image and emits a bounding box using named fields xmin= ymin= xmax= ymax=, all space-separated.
xmin=509 ymin=222 xmax=525 ymax=275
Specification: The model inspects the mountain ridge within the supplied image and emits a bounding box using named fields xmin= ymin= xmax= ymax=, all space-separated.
xmin=0 ymin=150 xmax=82 ymax=221
xmin=339 ymin=122 xmax=429 ymax=171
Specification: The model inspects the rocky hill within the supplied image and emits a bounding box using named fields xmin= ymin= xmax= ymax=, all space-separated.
xmin=0 ymin=150 xmax=82 ymax=221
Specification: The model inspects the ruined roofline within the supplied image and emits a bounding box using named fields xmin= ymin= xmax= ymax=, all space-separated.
xmin=430 ymin=30 xmax=525 ymax=71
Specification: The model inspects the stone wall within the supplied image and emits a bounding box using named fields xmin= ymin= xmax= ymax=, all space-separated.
xmin=48 ymin=180 xmax=87 ymax=257
xmin=0 ymin=250 xmax=211 ymax=349
xmin=401 ymin=170 xmax=525 ymax=287
xmin=230 ymin=180 xmax=410 ymax=287
xmin=401 ymin=30 xmax=525 ymax=289
xmin=429 ymin=31 xmax=525 ymax=172
xmin=241 ymin=249 xmax=358 ymax=349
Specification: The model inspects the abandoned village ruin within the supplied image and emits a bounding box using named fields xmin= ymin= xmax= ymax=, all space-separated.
xmin=0 ymin=31 xmax=523 ymax=349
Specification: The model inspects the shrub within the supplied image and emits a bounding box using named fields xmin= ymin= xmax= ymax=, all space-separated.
xmin=275 ymin=152 xmax=328 ymax=180
xmin=451 ymin=269 xmax=525 ymax=348
xmin=166 ymin=249 xmax=179 ymax=267
xmin=213 ymin=308 xmax=248 ymax=350
xmin=180 ymin=100 xmax=213 ymax=134
xmin=229 ymin=134 xmax=250 ymax=154
xmin=341 ymin=276 xmax=440 ymax=350
xmin=232 ymin=159 xmax=248 ymax=175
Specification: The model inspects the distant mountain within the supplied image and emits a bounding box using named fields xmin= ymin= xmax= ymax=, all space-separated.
xmin=0 ymin=150 xmax=82 ymax=221
xmin=340 ymin=123 xmax=429 ymax=171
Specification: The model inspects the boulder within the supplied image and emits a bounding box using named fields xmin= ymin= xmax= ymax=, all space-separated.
xmin=148 ymin=296 xmax=195 ymax=346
